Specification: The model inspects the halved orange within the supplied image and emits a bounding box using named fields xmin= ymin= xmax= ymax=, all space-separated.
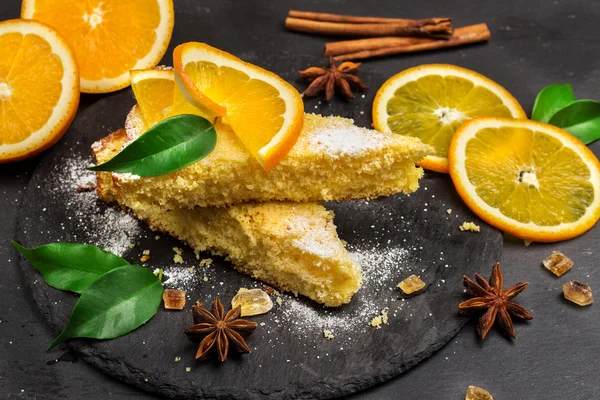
xmin=373 ymin=64 xmax=526 ymax=173
xmin=448 ymin=117 xmax=600 ymax=242
xmin=173 ymin=42 xmax=304 ymax=170
xmin=0 ymin=19 xmax=79 ymax=163
xmin=22 ymin=0 xmax=174 ymax=94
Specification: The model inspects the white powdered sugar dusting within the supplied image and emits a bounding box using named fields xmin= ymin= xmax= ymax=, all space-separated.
xmin=50 ymin=153 xmax=142 ymax=256
xmin=279 ymin=244 xmax=410 ymax=336
xmin=287 ymin=215 xmax=337 ymax=259
xmin=309 ymin=124 xmax=386 ymax=157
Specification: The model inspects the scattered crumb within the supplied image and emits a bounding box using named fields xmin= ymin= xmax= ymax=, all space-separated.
xmin=524 ymin=240 xmax=532 ymax=247
xmin=459 ymin=221 xmax=480 ymax=232
xmin=128 ymin=243 xmax=135 ymax=248
xmin=199 ymin=258 xmax=213 ymax=267
xmin=187 ymin=266 xmax=195 ymax=273
xmin=203 ymin=275 xmax=208 ymax=282
xmin=185 ymin=367 xmax=191 ymax=373
xmin=174 ymin=357 xmax=181 ymax=362
xmin=173 ymin=247 xmax=184 ymax=264
xmin=276 ymin=297 xmax=283 ymax=306
xmin=446 ymin=209 xmax=452 ymax=214
xmin=323 ymin=329 xmax=334 ymax=340
xmin=155 ymin=235 xmax=160 ymax=240
xmin=76 ymin=181 xmax=96 ymax=192
xmin=144 ymin=378 xmax=148 ymax=382
xmin=369 ymin=309 xmax=389 ymax=328
xmin=140 ymin=249 xmax=150 ymax=262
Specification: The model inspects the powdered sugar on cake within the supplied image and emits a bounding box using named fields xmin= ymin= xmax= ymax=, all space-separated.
xmin=308 ymin=121 xmax=387 ymax=157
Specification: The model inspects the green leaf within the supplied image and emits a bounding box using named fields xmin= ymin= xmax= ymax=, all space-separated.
xmin=89 ymin=114 xmax=217 ymax=177
xmin=12 ymin=241 xmax=128 ymax=294
xmin=532 ymin=84 xmax=576 ymax=123
xmin=547 ymin=100 xmax=600 ymax=144
xmin=47 ymin=265 xmax=163 ymax=351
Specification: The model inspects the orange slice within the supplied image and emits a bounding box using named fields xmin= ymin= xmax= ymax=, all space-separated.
xmin=130 ymin=67 xmax=204 ymax=129
xmin=0 ymin=19 xmax=79 ymax=163
xmin=448 ymin=117 xmax=600 ymax=242
xmin=173 ymin=42 xmax=304 ymax=170
xmin=373 ymin=64 xmax=526 ymax=173
xmin=22 ymin=0 xmax=174 ymax=94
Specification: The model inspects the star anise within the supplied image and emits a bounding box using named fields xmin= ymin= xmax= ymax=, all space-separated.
xmin=184 ymin=297 xmax=257 ymax=362
xmin=459 ymin=262 xmax=533 ymax=339
xmin=298 ymin=57 xmax=367 ymax=101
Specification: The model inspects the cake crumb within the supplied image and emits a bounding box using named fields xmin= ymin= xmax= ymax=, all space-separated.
xmin=188 ymin=266 xmax=195 ymax=273
xmin=140 ymin=250 xmax=150 ymax=263
xmin=173 ymin=254 xmax=184 ymax=264
xmin=276 ymin=297 xmax=283 ymax=306
xmin=128 ymin=243 xmax=135 ymax=248
xmin=144 ymin=378 xmax=148 ymax=382
xmin=369 ymin=309 xmax=389 ymax=328
xmin=524 ymin=240 xmax=532 ymax=246
xmin=203 ymin=275 xmax=208 ymax=282
xmin=155 ymin=235 xmax=160 ymax=240
xmin=446 ymin=209 xmax=452 ymax=214
xmin=459 ymin=222 xmax=480 ymax=232
xmin=174 ymin=357 xmax=181 ymax=362
xmin=199 ymin=258 xmax=213 ymax=267
xmin=323 ymin=329 xmax=335 ymax=339
xmin=185 ymin=367 xmax=191 ymax=373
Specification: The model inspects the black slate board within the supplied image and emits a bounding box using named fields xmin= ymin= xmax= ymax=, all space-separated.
xmin=15 ymin=72 xmax=502 ymax=399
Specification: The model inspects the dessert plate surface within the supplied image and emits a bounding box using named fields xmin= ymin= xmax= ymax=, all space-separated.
xmin=16 ymin=84 xmax=502 ymax=399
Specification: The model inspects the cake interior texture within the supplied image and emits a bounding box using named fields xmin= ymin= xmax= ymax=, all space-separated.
xmin=107 ymin=108 xmax=431 ymax=209
xmin=93 ymin=129 xmax=363 ymax=307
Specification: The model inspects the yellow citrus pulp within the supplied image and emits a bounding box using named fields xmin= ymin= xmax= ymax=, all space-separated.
xmin=448 ymin=117 xmax=600 ymax=242
xmin=372 ymin=64 xmax=526 ymax=173
xmin=0 ymin=19 xmax=79 ymax=163
xmin=173 ymin=42 xmax=304 ymax=170
xmin=22 ymin=0 xmax=174 ymax=93
xmin=130 ymin=67 xmax=203 ymax=129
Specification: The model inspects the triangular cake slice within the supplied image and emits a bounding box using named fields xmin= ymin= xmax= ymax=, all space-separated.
xmin=93 ymin=129 xmax=362 ymax=307
xmin=102 ymin=107 xmax=432 ymax=209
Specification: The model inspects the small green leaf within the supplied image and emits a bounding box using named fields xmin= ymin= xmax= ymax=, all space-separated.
xmin=89 ymin=114 xmax=217 ymax=177
xmin=532 ymin=84 xmax=576 ymax=123
xmin=548 ymin=100 xmax=600 ymax=144
xmin=12 ymin=241 xmax=128 ymax=294
xmin=47 ymin=265 xmax=163 ymax=351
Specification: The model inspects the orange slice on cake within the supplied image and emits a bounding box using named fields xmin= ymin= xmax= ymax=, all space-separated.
xmin=173 ymin=42 xmax=304 ymax=170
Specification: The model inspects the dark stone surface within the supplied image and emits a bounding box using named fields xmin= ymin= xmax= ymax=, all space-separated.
xmin=15 ymin=88 xmax=501 ymax=399
xmin=2 ymin=0 xmax=600 ymax=399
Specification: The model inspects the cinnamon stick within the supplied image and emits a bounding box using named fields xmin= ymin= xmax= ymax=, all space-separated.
xmin=325 ymin=24 xmax=489 ymax=56
xmin=289 ymin=10 xmax=451 ymax=26
xmin=285 ymin=17 xmax=453 ymax=39
xmin=330 ymin=24 xmax=490 ymax=61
